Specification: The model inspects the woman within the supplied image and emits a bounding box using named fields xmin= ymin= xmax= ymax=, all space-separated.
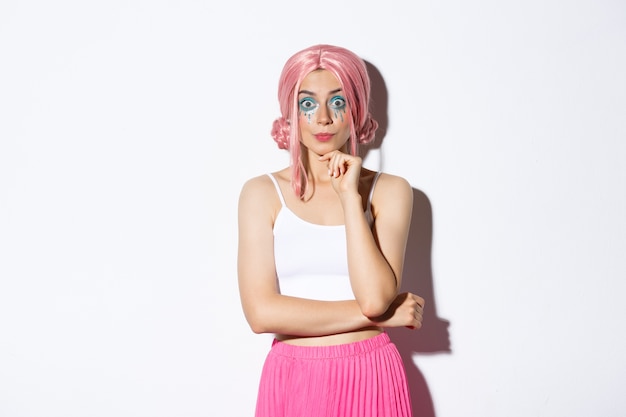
xmin=238 ymin=44 xmax=425 ymax=417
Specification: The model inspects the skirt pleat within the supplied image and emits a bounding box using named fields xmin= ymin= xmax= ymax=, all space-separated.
xmin=255 ymin=332 xmax=412 ymax=417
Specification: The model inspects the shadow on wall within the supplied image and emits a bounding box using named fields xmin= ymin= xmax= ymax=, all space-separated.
xmin=365 ymin=61 xmax=452 ymax=417
xmin=390 ymin=188 xmax=452 ymax=417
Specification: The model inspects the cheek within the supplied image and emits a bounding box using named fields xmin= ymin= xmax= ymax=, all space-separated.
xmin=299 ymin=109 xmax=317 ymax=125
xmin=337 ymin=109 xmax=352 ymax=129
xmin=332 ymin=107 xmax=347 ymax=123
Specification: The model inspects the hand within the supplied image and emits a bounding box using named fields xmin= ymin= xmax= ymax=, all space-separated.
xmin=319 ymin=151 xmax=362 ymax=195
xmin=372 ymin=292 xmax=425 ymax=330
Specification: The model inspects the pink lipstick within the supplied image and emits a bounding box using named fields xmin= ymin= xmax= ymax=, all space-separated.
xmin=315 ymin=133 xmax=334 ymax=142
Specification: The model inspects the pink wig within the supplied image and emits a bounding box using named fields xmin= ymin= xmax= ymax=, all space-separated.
xmin=271 ymin=44 xmax=379 ymax=199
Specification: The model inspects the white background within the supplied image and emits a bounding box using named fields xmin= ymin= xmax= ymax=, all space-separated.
xmin=1 ymin=1 xmax=625 ymax=416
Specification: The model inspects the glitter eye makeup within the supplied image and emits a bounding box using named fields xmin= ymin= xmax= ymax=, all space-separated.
xmin=329 ymin=96 xmax=346 ymax=110
xmin=299 ymin=97 xmax=319 ymax=114
xmin=329 ymin=95 xmax=347 ymax=122
xmin=299 ymin=97 xmax=319 ymax=123
xmin=298 ymin=94 xmax=348 ymax=123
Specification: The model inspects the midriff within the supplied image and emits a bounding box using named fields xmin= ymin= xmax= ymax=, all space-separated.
xmin=276 ymin=326 xmax=383 ymax=346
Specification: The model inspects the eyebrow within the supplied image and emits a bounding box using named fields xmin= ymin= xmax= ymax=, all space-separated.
xmin=298 ymin=88 xmax=343 ymax=96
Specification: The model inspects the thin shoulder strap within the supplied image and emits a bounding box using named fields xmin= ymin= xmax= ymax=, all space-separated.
xmin=365 ymin=172 xmax=382 ymax=225
xmin=267 ymin=173 xmax=286 ymax=207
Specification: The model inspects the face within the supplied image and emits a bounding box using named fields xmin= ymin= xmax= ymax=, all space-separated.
xmin=297 ymin=69 xmax=351 ymax=155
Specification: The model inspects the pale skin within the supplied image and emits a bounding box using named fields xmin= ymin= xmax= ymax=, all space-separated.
xmin=238 ymin=69 xmax=424 ymax=346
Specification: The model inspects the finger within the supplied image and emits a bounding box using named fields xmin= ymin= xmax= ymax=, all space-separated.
xmin=327 ymin=153 xmax=340 ymax=177
xmin=333 ymin=154 xmax=347 ymax=177
xmin=318 ymin=150 xmax=339 ymax=160
xmin=333 ymin=154 xmax=342 ymax=176
xmin=412 ymin=294 xmax=425 ymax=309
xmin=331 ymin=154 xmax=339 ymax=178
xmin=412 ymin=319 xmax=422 ymax=330
xmin=339 ymin=158 xmax=346 ymax=176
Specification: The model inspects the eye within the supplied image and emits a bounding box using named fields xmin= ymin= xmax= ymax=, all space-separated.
xmin=299 ymin=97 xmax=318 ymax=113
xmin=329 ymin=96 xmax=346 ymax=110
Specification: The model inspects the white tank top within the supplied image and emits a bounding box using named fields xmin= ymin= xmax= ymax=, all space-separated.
xmin=268 ymin=173 xmax=380 ymax=301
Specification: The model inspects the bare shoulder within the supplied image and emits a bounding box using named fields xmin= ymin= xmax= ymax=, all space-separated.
xmin=374 ymin=172 xmax=413 ymax=202
xmin=240 ymin=174 xmax=273 ymax=204
xmin=238 ymin=173 xmax=283 ymax=220
xmin=240 ymin=174 xmax=272 ymax=197
xmin=369 ymin=172 xmax=413 ymax=220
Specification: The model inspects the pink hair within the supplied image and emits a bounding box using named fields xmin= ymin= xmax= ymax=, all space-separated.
xmin=271 ymin=44 xmax=379 ymax=199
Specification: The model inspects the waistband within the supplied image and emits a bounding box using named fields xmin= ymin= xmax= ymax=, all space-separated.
xmin=270 ymin=332 xmax=391 ymax=359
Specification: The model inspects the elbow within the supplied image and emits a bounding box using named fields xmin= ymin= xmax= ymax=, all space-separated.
xmin=247 ymin=316 xmax=271 ymax=334
xmin=244 ymin=306 xmax=273 ymax=335
xmin=242 ymin=293 xmax=282 ymax=335
xmin=359 ymin=299 xmax=392 ymax=319
xmin=357 ymin=288 xmax=397 ymax=318
xmin=249 ymin=322 xmax=267 ymax=335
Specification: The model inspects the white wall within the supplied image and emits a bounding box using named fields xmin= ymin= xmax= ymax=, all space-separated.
xmin=1 ymin=1 xmax=625 ymax=416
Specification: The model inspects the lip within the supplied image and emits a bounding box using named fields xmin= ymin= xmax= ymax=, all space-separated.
xmin=314 ymin=133 xmax=334 ymax=142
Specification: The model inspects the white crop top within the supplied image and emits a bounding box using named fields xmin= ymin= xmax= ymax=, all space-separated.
xmin=268 ymin=172 xmax=380 ymax=301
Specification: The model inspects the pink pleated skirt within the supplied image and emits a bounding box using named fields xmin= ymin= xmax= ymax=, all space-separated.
xmin=255 ymin=332 xmax=412 ymax=417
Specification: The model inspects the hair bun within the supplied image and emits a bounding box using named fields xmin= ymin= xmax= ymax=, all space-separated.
xmin=271 ymin=117 xmax=290 ymax=149
xmin=357 ymin=114 xmax=378 ymax=144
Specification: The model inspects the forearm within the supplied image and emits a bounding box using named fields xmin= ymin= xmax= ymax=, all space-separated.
xmin=244 ymin=294 xmax=373 ymax=336
xmin=341 ymin=194 xmax=398 ymax=317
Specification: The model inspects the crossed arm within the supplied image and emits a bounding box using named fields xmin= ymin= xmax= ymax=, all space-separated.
xmin=237 ymin=173 xmax=423 ymax=337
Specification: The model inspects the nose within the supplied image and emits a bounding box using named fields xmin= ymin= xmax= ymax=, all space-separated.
xmin=316 ymin=104 xmax=333 ymax=125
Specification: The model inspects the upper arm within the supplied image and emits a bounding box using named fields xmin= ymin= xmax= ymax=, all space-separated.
xmin=371 ymin=174 xmax=414 ymax=288
xmin=237 ymin=176 xmax=280 ymax=326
